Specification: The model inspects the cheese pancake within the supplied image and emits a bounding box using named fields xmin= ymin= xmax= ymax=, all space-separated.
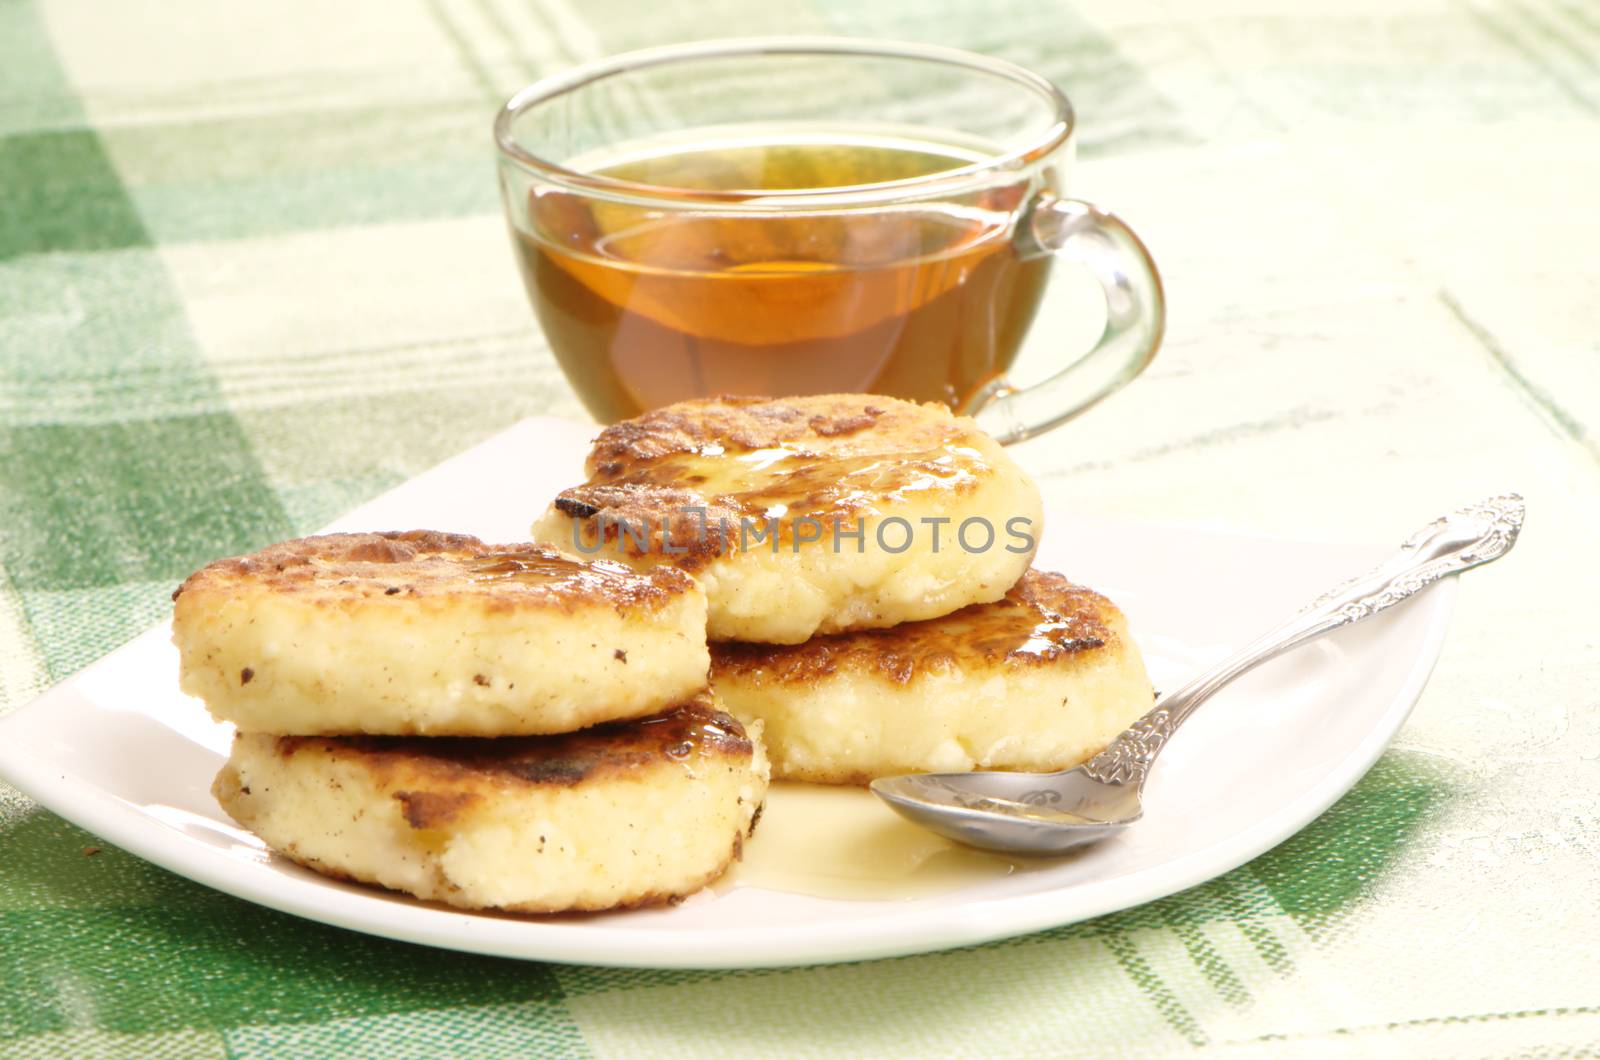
xmin=531 ymin=394 xmax=1042 ymax=644
xmin=711 ymin=570 xmax=1153 ymax=783
xmin=214 ymin=695 xmax=768 ymax=913
xmin=174 ymin=531 xmax=708 ymax=736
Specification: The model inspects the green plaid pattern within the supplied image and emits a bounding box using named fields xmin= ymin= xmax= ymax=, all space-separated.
xmin=4 ymin=0 xmax=1598 ymax=1055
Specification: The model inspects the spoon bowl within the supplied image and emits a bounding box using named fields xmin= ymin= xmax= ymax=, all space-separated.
xmin=871 ymin=770 xmax=1140 ymax=855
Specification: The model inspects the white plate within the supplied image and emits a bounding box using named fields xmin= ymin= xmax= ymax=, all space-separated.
xmin=0 ymin=417 xmax=1454 ymax=969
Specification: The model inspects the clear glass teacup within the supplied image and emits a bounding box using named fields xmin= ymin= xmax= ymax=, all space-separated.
xmin=496 ymin=38 xmax=1164 ymax=443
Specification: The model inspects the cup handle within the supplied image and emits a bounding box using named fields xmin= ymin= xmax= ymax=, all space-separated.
xmin=971 ymin=197 xmax=1166 ymax=444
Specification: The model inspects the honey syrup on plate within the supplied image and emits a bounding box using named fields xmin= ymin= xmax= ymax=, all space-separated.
xmin=721 ymin=781 xmax=1045 ymax=900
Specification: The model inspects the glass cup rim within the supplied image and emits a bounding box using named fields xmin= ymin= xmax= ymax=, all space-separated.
xmin=493 ymin=36 xmax=1075 ymax=209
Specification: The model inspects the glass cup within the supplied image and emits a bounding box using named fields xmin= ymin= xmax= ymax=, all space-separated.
xmin=495 ymin=37 xmax=1164 ymax=443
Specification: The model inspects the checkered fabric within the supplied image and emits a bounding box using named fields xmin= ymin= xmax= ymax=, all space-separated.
xmin=3 ymin=0 xmax=1598 ymax=1055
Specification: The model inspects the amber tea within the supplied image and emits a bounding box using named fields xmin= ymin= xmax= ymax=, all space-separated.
xmin=512 ymin=136 xmax=1052 ymax=423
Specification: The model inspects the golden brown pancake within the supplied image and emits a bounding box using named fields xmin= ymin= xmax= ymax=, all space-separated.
xmin=173 ymin=531 xmax=709 ymax=735
xmin=531 ymin=394 xmax=1042 ymax=644
xmin=214 ymin=693 xmax=769 ymax=913
xmin=711 ymin=570 xmax=1154 ymax=783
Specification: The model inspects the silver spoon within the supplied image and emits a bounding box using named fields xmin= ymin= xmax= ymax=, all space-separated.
xmin=871 ymin=494 xmax=1525 ymax=856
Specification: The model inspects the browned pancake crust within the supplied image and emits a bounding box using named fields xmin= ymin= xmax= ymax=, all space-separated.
xmin=713 ymin=570 xmax=1116 ymax=685
xmin=172 ymin=530 xmax=693 ymax=613
xmin=550 ymin=395 xmax=988 ymax=564
xmin=268 ymin=693 xmax=752 ymax=827
xmin=584 ymin=394 xmax=954 ymax=472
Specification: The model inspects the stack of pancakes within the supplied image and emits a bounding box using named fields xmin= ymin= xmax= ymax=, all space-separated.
xmin=532 ymin=394 xmax=1155 ymax=786
xmin=176 ymin=392 xmax=1153 ymax=913
xmin=173 ymin=532 xmax=767 ymax=912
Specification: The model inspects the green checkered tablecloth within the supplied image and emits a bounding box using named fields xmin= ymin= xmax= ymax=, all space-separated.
xmin=3 ymin=0 xmax=1598 ymax=1055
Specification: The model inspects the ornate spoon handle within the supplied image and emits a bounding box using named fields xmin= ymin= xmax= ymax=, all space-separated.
xmin=1081 ymin=494 xmax=1525 ymax=786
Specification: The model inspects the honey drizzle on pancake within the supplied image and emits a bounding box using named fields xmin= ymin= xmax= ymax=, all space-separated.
xmin=469 ymin=553 xmax=593 ymax=582
xmin=550 ymin=396 xmax=1006 ymax=559
xmin=554 ymin=440 xmax=990 ymax=564
xmin=591 ymin=441 xmax=984 ymax=522
xmin=712 ymin=570 xmax=1113 ymax=685
xmin=464 ymin=551 xmax=646 ymax=594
